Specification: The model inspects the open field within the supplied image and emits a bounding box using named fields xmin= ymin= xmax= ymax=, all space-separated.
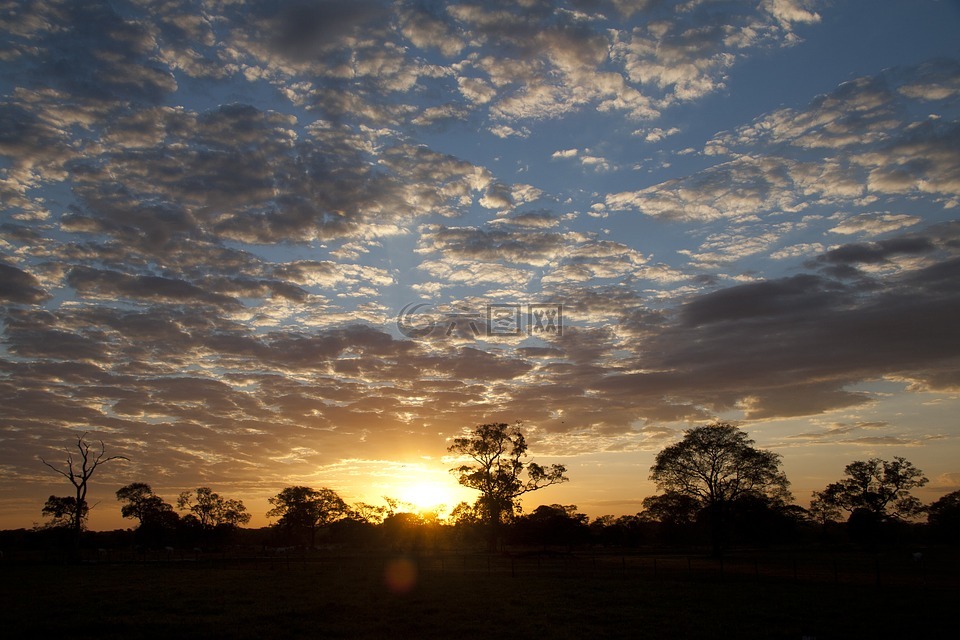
xmin=2 ymin=549 xmax=957 ymax=639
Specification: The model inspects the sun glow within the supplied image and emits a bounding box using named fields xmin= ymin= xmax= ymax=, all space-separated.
xmin=398 ymin=479 xmax=466 ymax=516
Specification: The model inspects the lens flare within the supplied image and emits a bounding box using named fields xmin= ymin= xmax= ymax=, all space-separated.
xmin=383 ymin=557 xmax=417 ymax=594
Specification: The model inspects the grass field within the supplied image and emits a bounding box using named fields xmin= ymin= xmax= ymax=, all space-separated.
xmin=2 ymin=549 xmax=957 ymax=639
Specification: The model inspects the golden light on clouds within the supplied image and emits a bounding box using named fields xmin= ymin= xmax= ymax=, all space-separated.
xmin=1 ymin=0 xmax=959 ymax=530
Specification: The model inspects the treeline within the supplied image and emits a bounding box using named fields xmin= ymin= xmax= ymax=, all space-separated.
xmin=21 ymin=423 xmax=960 ymax=554
xmin=10 ymin=487 xmax=960 ymax=556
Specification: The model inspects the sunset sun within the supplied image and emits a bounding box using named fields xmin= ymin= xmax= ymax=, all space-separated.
xmin=398 ymin=479 xmax=465 ymax=515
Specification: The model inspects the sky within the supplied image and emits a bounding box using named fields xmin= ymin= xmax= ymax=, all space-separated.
xmin=2 ymin=0 xmax=960 ymax=531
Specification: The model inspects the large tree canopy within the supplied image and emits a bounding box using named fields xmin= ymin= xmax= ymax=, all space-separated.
xmin=927 ymin=489 xmax=960 ymax=542
xmin=649 ymin=422 xmax=791 ymax=553
xmin=267 ymin=486 xmax=348 ymax=546
xmin=448 ymin=422 xmax=567 ymax=548
xmin=810 ymin=457 xmax=928 ymax=521
xmin=177 ymin=487 xmax=251 ymax=529
xmin=116 ymin=482 xmax=175 ymax=526
xmin=40 ymin=495 xmax=88 ymax=530
xmin=650 ymin=422 xmax=791 ymax=507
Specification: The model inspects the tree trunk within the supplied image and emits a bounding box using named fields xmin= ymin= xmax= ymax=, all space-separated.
xmin=708 ymin=502 xmax=727 ymax=557
xmin=487 ymin=504 xmax=502 ymax=552
xmin=72 ymin=485 xmax=86 ymax=556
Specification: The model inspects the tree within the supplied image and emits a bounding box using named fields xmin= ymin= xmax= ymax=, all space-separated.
xmin=40 ymin=495 xmax=88 ymax=530
xmin=449 ymin=500 xmax=481 ymax=527
xmin=590 ymin=514 xmax=649 ymax=547
xmin=649 ymin=422 xmax=791 ymax=554
xmin=116 ymin=482 xmax=175 ymax=526
xmin=639 ymin=491 xmax=702 ymax=527
xmin=116 ymin=482 xmax=179 ymax=545
xmin=40 ymin=434 xmax=128 ymax=544
xmin=810 ymin=457 xmax=928 ymax=521
xmin=512 ymin=504 xmax=589 ymax=548
xmin=350 ymin=501 xmax=387 ymax=525
xmin=807 ymin=493 xmax=843 ymax=525
xmin=267 ymin=486 xmax=349 ymax=547
xmin=177 ymin=487 xmax=251 ymax=529
xmin=639 ymin=491 xmax=702 ymax=545
xmin=927 ymin=490 xmax=960 ymax=544
xmin=448 ymin=422 xmax=568 ymax=549
xmin=382 ymin=511 xmax=427 ymax=551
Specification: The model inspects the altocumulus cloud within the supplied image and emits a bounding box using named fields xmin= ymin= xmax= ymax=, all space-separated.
xmin=1 ymin=0 xmax=959 ymax=524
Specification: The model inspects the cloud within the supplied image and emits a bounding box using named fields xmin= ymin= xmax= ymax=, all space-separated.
xmin=0 ymin=261 xmax=50 ymax=304
xmin=490 ymin=210 xmax=561 ymax=229
xmin=839 ymin=436 xmax=916 ymax=446
xmin=417 ymin=225 xmax=567 ymax=267
xmin=612 ymin=0 xmax=819 ymax=103
xmin=638 ymin=127 xmax=680 ymax=143
xmin=705 ymin=63 xmax=960 ymax=207
xmin=814 ymin=236 xmax=937 ymax=269
xmin=66 ymin=266 xmax=242 ymax=309
xmin=762 ymin=0 xmax=821 ymax=27
xmin=604 ymin=60 xmax=960 ymax=279
xmin=457 ymin=76 xmax=497 ymax=104
xmin=897 ymin=58 xmax=960 ymax=101
xmin=437 ymin=0 xmax=814 ymax=124
xmin=579 ymin=225 xmax=960 ymax=420
xmin=786 ymin=423 xmax=865 ymax=440
xmin=829 ymin=213 xmax=922 ymax=236
xmin=770 ymin=243 xmax=825 ymax=260
xmin=581 ymin=154 xmax=613 ymax=172
xmin=552 ymin=148 xmax=579 ymax=159
xmin=934 ymin=472 xmax=960 ymax=489
xmin=416 ymin=223 xmax=649 ymax=289
xmin=271 ymin=260 xmax=393 ymax=289
xmin=606 ymin=155 xmax=797 ymax=223
xmin=400 ymin=5 xmax=465 ymax=57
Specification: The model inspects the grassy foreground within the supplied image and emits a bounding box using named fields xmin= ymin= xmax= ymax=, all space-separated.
xmin=1 ymin=552 xmax=956 ymax=639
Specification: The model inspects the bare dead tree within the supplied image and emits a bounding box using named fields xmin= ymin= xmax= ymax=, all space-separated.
xmin=40 ymin=433 xmax=128 ymax=543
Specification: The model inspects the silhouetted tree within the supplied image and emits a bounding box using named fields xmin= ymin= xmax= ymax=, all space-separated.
xmin=40 ymin=434 xmax=128 ymax=546
xmin=448 ymin=422 xmax=568 ymax=550
xmin=267 ymin=486 xmax=348 ymax=547
xmin=927 ymin=490 xmax=960 ymax=544
xmin=728 ymin=494 xmax=807 ymax=546
xmin=351 ymin=501 xmax=388 ymax=525
xmin=382 ymin=496 xmax=417 ymax=517
xmin=811 ymin=457 xmax=927 ymax=546
xmin=639 ymin=491 xmax=702 ymax=545
xmin=449 ymin=500 xmax=481 ymax=526
xmin=512 ymin=504 xmax=589 ymax=548
xmin=811 ymin=457 xmax=927 ymax=521
xmin=640 ymin=491 xmax=701 ymax=527
xmin=448 ymin=500 xmax=484 ymax=546
xmin=589 ymin=515 xmax=614 ymax=545
xmin=40 ymin=495 xmax=88 ymax=530
xmin=650 ymin=422 xmax=791 ymax=555
xmin=177 ymin=487 xmax=251 ymax=529
xmin=327 ymin=516 xmax=380 ymax=548
xmin=807 ymin=492 xmax=843 ymax=525
xmin=590 ymin=514 xmax=645 ymax=547
xmin=382 ymin=511 xmax=426 ymax=551
xmin=116 ymin=482 xmax=174 ymax=525
xmin=116 ymin=482 xmax=179 ymax=546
